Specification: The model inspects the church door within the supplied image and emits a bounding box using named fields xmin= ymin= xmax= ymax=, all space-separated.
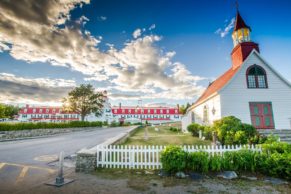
xmin=249 ymin=102 xmax=275 ymax=129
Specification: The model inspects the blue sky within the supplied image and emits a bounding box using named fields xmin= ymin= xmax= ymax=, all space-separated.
xmin=0 ymin=0 xmax=291 ymax=107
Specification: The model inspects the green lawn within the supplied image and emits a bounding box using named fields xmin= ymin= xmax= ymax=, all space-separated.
xmin=121 ymin=123 xmax=211 ymax=146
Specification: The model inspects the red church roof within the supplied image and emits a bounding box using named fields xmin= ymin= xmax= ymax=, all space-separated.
xmin=192 ymin=67 xmax=240 ymax=108
xmin=233 ymin=11 xmax=251 ymax=31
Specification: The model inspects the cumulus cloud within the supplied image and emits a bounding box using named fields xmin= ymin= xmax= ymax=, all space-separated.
xmin=132 ymin=28 xmax=142 ymax=38
xmin=0 ymin=0 xmax=206 ymax=104
xmin=215 ymin=17 xmax=235 ymax=38
xmin=0 ymin=73 xmax=76 ymax=104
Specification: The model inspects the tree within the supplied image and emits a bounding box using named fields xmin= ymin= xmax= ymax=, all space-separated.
xmin=0 ymin=104 xmax=19 ymax=119
xmin=63 ymin=84 xmax=106 ymax=121
xmin=4 ymin=105 xmax=20 ymax=119
xmin=0 ymin=104 xmax=5 ymax=119
xmin=179 ymin=102 xmax=191 ymax=115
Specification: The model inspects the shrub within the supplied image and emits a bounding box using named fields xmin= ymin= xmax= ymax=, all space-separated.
xmin=169 ymin=127 xmax=181 ymax=132
xmin=160 ymin=142 xmax=290 ymax=180
xmin=209 ymin=154 xmax=223 ymax=172
xmin=160 ymin=146 xmax=188 ymax=173
xmin=187 ymin=151 xmax=209 ymax=173
xmin=187 ymin=123 xmax=204 ymax=137
xmin=212 ymin=116 xmax=257 ymax=145
xmin=110 ymin=121 xmax=119 ymax=127
xmin=203 ymin=126 xmax=214 ymax=140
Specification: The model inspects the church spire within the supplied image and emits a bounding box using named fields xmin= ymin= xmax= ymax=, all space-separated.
xmin=232 ymin=11 xmax=251 ymax=47
xmin=230 ymin=8 xmax=260 ymax=69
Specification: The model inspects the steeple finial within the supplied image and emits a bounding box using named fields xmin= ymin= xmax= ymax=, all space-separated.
xmin=235 ymin=0 xmax=239 ymax=12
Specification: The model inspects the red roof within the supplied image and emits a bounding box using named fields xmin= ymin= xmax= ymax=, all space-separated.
xmin=112 ymin=107 xmax=181 ymax=115
xmin=233 ymin=11 xmax=251 ymax=31
xmin=192 ymin=67 xmax=240 ymax=107
xmin=19 ymin=106 xmax=77 ymax=114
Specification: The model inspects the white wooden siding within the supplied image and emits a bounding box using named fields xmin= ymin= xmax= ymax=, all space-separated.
xmin=191 ymin=95 xmax=221 ymax=126
xmin=220 ymin=52 xmax=291 ymax=129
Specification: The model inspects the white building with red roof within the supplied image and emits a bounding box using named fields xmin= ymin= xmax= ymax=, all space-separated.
xmin=110 ymin=104 xmax=182 ymax=124
xmin=18 ymin=105 xmax=80 ymax=122
xmin=182 ymin=11 xmax=291 ymax=132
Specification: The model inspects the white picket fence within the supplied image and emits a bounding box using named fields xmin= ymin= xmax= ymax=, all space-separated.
xmin=96 ymin=144 xmax=262 ymax=169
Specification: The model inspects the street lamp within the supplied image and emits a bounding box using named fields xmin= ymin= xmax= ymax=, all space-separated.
xmin=137 ymin=99 xmax=148 ymax=140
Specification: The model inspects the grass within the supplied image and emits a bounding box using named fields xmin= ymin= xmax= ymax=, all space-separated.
xmin=121 ymin=122 xmax=211 ymax=146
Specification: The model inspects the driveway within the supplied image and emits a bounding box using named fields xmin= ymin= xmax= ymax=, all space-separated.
xmin=0 ymin=126 xmax=135 ymax=193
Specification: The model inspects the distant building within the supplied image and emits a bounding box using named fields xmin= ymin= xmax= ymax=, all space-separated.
xmin=182 ymin=11 xmax=291 ymax=132
xmin=18 ymin=105 xmax=80 ymax=122
xmin=18 ymin=102 xmax=182 ymax=124
xmin=111 ymin=104 xmax=182 ymax=124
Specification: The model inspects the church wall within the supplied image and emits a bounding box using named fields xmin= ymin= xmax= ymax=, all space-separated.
xmin=182 ymin=95 xmax=221 ymax=131
xmin=220 ymin=52 xmax=291 ymax=129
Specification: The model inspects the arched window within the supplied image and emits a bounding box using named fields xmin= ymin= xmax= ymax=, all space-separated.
xmin=246 ymin=65 xmax=268 ymax=88
xmin=203 ymin=105 xmax=209 ymax=124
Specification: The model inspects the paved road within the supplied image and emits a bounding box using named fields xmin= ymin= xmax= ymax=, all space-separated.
xmin=0 ymin=126 xmax=134 ymax=166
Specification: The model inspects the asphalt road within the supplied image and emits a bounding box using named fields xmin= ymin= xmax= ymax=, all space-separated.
xmin=0 ymin=126 xmax=134 ymax=166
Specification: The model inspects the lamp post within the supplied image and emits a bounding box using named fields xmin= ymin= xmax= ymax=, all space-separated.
xmin=138 ymin=99 xmax=148 ymax=140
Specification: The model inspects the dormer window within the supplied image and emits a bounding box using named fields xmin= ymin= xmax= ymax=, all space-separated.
xmin=246 ymin=65 xmax=268 ymax=88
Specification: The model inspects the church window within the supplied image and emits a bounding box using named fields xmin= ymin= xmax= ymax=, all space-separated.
xmin=203 ymin=106 xmax=209 ymax=124
xmin=246 ymin=65 xmax=268 ymax=88
xmin=191 ymin=112 xmax=195 ymax=123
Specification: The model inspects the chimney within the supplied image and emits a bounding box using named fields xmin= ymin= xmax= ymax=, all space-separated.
xmin=119 ymin=103 xmax=121 ymax=109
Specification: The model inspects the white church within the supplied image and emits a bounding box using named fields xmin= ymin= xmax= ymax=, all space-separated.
xmin=182 ymin=11 xmax=291 ymax=132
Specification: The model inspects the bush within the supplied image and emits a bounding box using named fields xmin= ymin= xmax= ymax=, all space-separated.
xmin=169 ymin=127 xmax=181 ymax=132
xmin=0 ymin=121 xmax=103 ymax=131
xmin=160 ymin=146 xmax=188 ymax=173
xmin=212 ymin=116 xmax=257 ymax=145
xmin=160 ymin=142 xmax=290 ymax=180
xmin=187 ymin=123 xmax=204 ymax=137
xmin=203 ymin=126 xmax=214 ymax=140
xmin=187 ymin=151 xmax=209 ymax=173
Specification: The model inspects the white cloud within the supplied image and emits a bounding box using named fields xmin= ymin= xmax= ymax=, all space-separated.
xmin=0 ymin=73 xmax=76 ymax=104
xmin=98 ymin=16 xmax=107 ymax=21
xmin=0 ymin=0 xmax=207 ymax=103
xmin=132 ymin=28 xmax=142 ymax=39
xmin=215 ymin=17 xmax=235 ymax=38
xmin=149 ymin=24 xmax=156 ymax=30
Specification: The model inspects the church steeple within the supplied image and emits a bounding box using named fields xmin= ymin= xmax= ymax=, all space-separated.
xmin=231 ymin=10 xmax=260 ymax=69
xmin=232 ymin=11 xmax=251 ymax=47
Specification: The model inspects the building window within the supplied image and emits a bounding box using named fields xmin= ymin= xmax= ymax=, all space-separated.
xmin=39 ymin=109 xmax=42 ymax=113
xmin=249 ymin=102 xmax=274 ymax=129
xmin=203 ymin=105 xmax=209 ymax=124
xmin=191 ymin=112 xmax=195 ymax=123
xmin=122 ymin=109 xmax=125 ymax=113
xmin=46 ymin=109 xmax=49 ymax=113
xmin=24 ymin=109 xmax=27 ymax=113
xmin=154 ymin=109 xmax=157 ymax=114
xmin=246 ymin=65 xmax=268 ymax=88
xmin=166 ymin=109 xmax=169 ymax=114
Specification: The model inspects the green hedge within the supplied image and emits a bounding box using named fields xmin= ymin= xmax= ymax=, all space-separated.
xmin=0 ymin=121 xmax=103 ymax=131
xmin=161 ymin=143 xmax=291 ymax=180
